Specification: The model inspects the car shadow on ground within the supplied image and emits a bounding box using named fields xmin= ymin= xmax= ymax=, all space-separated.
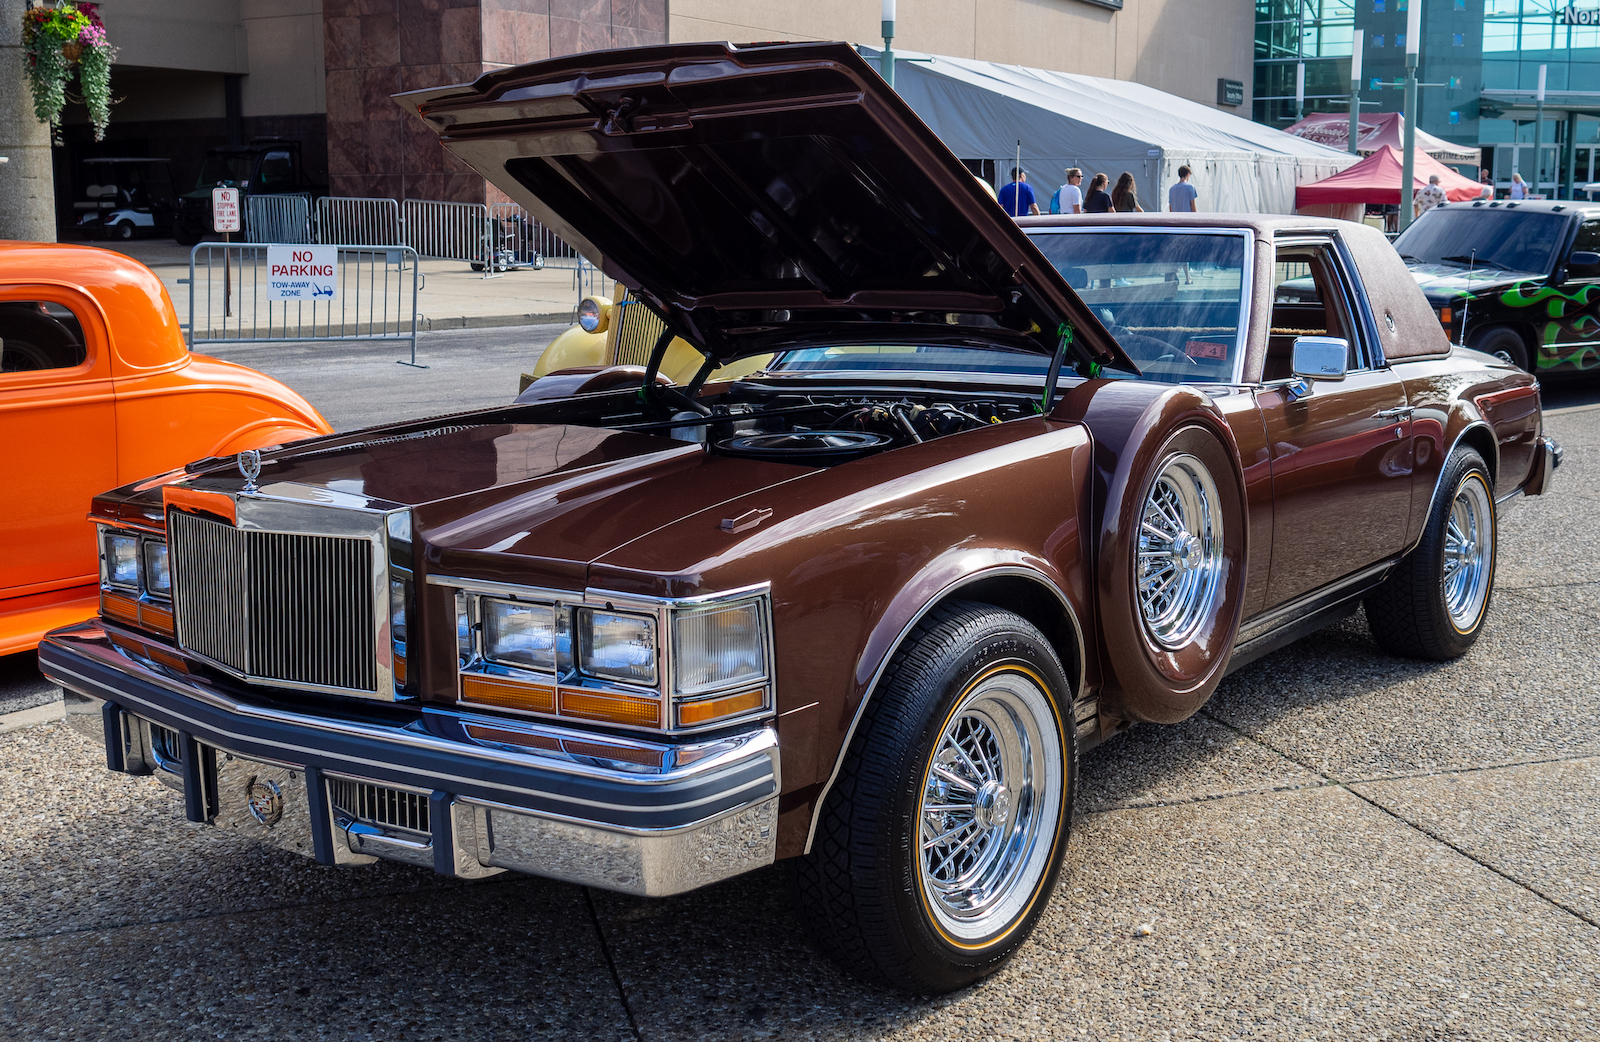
xmin=563 ymin=609 xmax=1471 ymax=1039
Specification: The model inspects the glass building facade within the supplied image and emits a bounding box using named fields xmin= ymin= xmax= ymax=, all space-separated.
xmin=1256 ymin=1 xmax=1600 ymax=195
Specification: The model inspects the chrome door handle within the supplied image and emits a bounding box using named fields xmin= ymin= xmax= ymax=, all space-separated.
xmin=1375 ymin=406 xmax=1414 ymax=420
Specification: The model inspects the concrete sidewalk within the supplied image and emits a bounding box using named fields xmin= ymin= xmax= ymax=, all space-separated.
xmin=96 ymin=238 xmax=616 ymax=334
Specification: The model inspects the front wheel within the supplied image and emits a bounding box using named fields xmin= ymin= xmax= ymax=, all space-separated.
xmin=790 ymin=602 xmax=1074 ymax=994
xmin=1469 ymin=325 xmax=1531 ymax=373
xmin=1366 ymin=447 xmax=1497 ymax=659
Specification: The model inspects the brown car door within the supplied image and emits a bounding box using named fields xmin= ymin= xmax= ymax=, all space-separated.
xmin=1254 ymin=238 xmax=1414 ymax=608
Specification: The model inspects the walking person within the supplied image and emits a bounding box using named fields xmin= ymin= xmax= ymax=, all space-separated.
xmin=1053 ymin=167 xmax=1084 ymax=215
xmin=1510 ymin=172 xmax=1529 ymax=200
xmin=1168 ymin=165 xmax=1199 ymax=212
xmin=997 ymin=168 xmax=1039 ymax=218
xmin=1111 ymin=172 xmax=1144 ymax=212
xmin=1414 ymin=173 xmax=1447 ymax=220
xmin=1083 ymin=173 xmax=1113 ymax=213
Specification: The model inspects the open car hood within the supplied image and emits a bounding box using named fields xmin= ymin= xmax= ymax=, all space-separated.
xmin=395 ymin=41 xmax=1132 ymax=373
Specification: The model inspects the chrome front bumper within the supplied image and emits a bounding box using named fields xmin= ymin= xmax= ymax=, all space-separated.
xmin=42 ymin=623 xmax=779 ymax=897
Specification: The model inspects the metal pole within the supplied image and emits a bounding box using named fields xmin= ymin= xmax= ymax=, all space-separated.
xmin=1399 ymin=0 xmax=1421 ymax=233
xmin=1295 ymin=61 xmax=1305 ymax=121
xmin=881 ymin=0 xmax=895 ymax=88
xmin=1349 ymin=30 xmax=1364 ymax=154
xmin=1532 ymin=64 xmax=1547 ymax=199
xmin=1566 ymin=111 xmax=1579 ymax=200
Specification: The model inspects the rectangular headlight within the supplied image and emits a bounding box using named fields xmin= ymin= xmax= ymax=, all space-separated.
xmin=144 ymin=542 xmax=170 ymax=596
xmin=577 ymin=609 xmax=657 ymax=687
xmin=483 ymin=599 xmax=558 ymax=672
xmin=672 ymin=600 xmax=767 ymax=695
xmin=103 ymin=532 xmax=140 ymax=588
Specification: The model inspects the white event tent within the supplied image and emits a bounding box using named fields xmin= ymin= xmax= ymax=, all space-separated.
xmin=864 ymin=48 xmax=1358 ymax=216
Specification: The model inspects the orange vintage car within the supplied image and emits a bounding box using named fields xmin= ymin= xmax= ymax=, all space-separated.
xmin=0 ymin=243 xmax=332 ymax=655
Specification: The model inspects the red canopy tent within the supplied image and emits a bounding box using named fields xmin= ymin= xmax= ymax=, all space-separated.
xmin=1295 ymin=145 xmax=1488 ymax=209
xmin=1283 ymin=112 xmax=1479 ymax=166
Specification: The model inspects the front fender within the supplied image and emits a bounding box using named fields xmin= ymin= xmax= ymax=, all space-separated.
xmin=531 ymin=325 xmax=608 ymax=379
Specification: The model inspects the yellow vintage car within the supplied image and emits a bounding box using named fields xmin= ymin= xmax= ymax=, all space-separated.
xmin=520 ymin=287 xmax=771 ymax=392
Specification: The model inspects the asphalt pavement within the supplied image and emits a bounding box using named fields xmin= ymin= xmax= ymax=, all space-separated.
xmin=1 ymin=354 xmax=1597 ymax=1039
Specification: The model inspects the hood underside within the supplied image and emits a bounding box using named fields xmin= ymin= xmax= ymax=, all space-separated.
xmin=394 ymin=41 xmax=1131 ymax=374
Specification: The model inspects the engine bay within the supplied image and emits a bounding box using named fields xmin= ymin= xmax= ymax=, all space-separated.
xmin=626 ymin=384 xmax=1038 ymax=466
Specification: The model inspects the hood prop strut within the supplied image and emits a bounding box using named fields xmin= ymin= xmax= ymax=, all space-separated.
xmin=1038 ymin=322 xmax=1076 ymax=414
xmin=639 ymin=322 xmax=712 ymax=418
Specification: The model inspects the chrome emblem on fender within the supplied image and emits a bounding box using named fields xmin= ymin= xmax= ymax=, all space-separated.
xmin=237 ymin=449 xmax=262 ymax=493
xmin=246 ymin=778 xmax=284 ymax=826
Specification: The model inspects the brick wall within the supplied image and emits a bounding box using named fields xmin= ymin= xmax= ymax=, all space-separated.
xmin=325 ymin=0 xmax=667 ymax=203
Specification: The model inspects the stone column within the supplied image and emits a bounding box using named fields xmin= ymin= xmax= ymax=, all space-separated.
xmin=0 ymin=0 xmax=56 ymax=241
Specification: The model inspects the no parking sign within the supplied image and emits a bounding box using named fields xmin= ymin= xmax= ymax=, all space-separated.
xmin=266 ymin=245 xmax=339 ymax=301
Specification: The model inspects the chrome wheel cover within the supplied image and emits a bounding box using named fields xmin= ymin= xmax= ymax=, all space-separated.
xmin=1444 ymin=474 xmax=1494 ymax=631
xmin=1138 ymin=453 xmax=1224 ymax=649
xmin=917 ymin=669 xmax=1063 ymax=943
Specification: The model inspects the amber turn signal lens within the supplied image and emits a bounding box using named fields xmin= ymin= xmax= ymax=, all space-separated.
xmin=677 ymin=688 xmax=766 ymax=727
xmin=1438 ymin=307 xmax=1453 ymax=326
xmin=393 ymin=654 xmax=407 ymax=686
xmin=461 ymin=674 xmax=555 ymax=713
xmin=142 ymin=603 xmax=175 ymax=639
xmin=101 ymin=591 xmax=139 ymax=625
xmin=560 ymin=689 xmax=661 ymax=728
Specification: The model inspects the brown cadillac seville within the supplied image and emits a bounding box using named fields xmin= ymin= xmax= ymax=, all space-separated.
xmin=40 ymin=42 xmax=1559 ymax=994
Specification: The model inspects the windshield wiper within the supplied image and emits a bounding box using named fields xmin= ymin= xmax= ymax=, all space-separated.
xmin=1399 ymin=254 xmax=1422 ymax=262
xmin=1441 ymin=254 xmax=1512 ymax=271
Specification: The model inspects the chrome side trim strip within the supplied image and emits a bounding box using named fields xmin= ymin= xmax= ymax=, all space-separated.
xmin=1236 ymin=559 xmax=1395 ymax=646
xmin=802 ymin=564 xmax=1087 ymax=855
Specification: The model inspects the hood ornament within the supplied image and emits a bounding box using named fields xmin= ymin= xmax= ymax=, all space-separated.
xmin=237 ymin=449 xmax=262 ymax=493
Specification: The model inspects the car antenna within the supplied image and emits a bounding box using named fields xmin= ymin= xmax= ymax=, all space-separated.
xmin=1458 ymin=247 xmax=1476 ymax=348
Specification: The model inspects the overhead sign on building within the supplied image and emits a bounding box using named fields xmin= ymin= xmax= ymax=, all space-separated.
xmin=211 ymin=186 xmax=240 ymax=233
xmin=1561 ymin=5 xmax=1600 ymax=23
xmin=266 ymin=245 xmax=338 ymax=301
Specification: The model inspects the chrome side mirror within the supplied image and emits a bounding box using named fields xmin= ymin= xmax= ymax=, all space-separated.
xmin=1287 ymin=336 xmax=1349 ymax=400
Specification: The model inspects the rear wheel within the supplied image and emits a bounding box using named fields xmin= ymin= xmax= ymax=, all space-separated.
xmin=1366 ymin=448 xmax=1497 ymax=659
xmin=115 ymin=220 xmax=135 ymax=240
xmin=791 ymin=602 xmax=1074 ymax=994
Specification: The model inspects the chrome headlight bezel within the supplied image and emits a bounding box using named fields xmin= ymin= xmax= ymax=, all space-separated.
xmin=442 ymin=578 xmax=774 ymax=734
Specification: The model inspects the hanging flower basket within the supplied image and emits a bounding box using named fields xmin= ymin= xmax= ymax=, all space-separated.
xmin=22 ymin=2 xmax=115 ymax=142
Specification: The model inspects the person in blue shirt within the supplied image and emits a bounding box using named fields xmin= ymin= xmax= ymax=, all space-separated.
xmin=997 ymin=168 xmax=1039 ymax=218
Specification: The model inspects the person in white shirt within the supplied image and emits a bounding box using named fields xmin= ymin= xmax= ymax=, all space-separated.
xmin=1414 ymin=174 xmax=1447 ymax=219
xmin=1510 ymin=172 xmax=1528 ymax=200
xmin=1057 ymin=168 xmax=1084 ymax=214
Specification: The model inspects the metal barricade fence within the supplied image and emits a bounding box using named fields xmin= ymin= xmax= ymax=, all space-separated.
xmin=402 ymin=199 xmax=490 ymax=269
xmin=186 ymin=243 xmax=421 ymax=364
xmin=244 ymin=194 xmax=314 ymax=244
xmin=486 ymin=201 xmax=575 ymax=269
xmin=316 ymin=196 xmax=402 ymax=246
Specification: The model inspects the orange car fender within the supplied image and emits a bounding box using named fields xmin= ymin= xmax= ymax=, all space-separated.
xmin=112 ymin=355 xmax=331 ymax=481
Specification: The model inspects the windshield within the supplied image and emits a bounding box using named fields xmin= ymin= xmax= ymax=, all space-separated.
xmin=195 ymin=154 xmax=252 ymax=190
xmin=1393 ymin=207 xmax=1568 ymax=274
xmin=770 ymin=230 xmax=1248 ymax=385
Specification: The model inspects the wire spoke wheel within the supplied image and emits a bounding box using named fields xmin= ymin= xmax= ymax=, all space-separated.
xmin=1138 ymin=453 xmax=1224 ymax=649
xmin=916 ymin=668 xmax=1063 ymax=944
xmin=1442 ymin=473 xmax=1494 ymax=632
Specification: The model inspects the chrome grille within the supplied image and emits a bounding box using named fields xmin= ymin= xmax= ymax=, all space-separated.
xmin=328 ymin=777 xmax=430 ymax=835
xmin=610 ymin=290 xmax=667 ymax=367
xmin=169 ymin=511 xmax=378 ymax=693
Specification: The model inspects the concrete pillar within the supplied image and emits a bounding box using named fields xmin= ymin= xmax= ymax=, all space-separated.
xmin=0 ymin=0 xmax=56 ymax=241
